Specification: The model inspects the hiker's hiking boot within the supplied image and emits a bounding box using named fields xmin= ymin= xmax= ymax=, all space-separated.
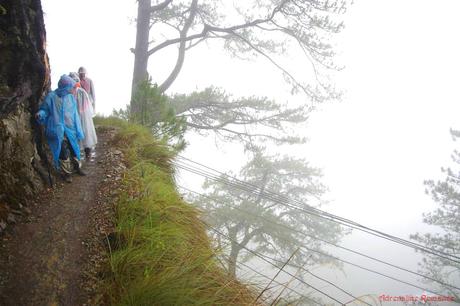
xmin=60 ymin=158 xmax=73 ymax=183
xmin=72 ymin=157 xmax=86 ymax=176
xmin=61 ymin=173 xmax=72 ymax=183
xmin=60 ymin=158 xmax=73 ymax=175
xmin=76 ymin=168 xmax=87 ymax=176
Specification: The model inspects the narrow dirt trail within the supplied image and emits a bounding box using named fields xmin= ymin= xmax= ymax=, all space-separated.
xmin=0 ymin=128 xmax=118 ymax=306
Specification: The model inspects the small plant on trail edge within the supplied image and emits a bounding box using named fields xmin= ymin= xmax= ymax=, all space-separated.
xmin=112 ymin=79 xmax=187 ymax=151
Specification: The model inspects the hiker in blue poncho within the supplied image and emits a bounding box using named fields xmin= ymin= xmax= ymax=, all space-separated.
xmin=36 ymin=75 xmax=86 ymax=182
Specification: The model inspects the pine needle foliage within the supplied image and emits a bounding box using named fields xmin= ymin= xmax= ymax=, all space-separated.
xmin=112 ymin=80 xmax=187 ymax=151
xmin=95 ymin=117 xmax=260 ymax=306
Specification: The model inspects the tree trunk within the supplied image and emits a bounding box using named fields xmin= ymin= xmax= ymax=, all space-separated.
xmin=131 ymin=0 xmax=151 ymax=114
xmin=0 ymin=0 xmax=51 ymax=222
xmin=227 ymin=226 xmax=263 ymax=277
xmin=227 ymin=241 xmax=241 ymax=277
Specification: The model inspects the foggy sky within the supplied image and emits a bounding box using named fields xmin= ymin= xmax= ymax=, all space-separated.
xmin=41 ymin=0 xmax=460 ymax=304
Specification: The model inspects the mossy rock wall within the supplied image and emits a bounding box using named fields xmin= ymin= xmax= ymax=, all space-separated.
xmin=0 ymin=0 xmax=51 ymax=220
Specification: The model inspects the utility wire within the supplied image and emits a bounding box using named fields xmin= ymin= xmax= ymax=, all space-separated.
xmin=179 ymin=185 xmax=460 ymax=293
xmin=254 ymin=247 xmax=300 ymax=305
xmin=228 ymin=255 xmax=325 ymax=306
xmin=174 ymin=156 xmax=460 ymax=264
xmin=175 ymin=156 xmax=459 ymax=260
xmin=175 ymin=160 xmax=460 ymax=272
xmin=298 ymin=242 xmax=444 ymax=296
xmin=207 ymin=224 xmax=347 ymax=305
xmin=178 ymin=185 xmax=449 ymax=297
xmin=246 ymin=249 xmax=372 ymax=306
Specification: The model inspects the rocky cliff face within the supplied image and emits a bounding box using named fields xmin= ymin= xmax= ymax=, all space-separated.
xmin=0 ymin=0 xmax=51 ymax=229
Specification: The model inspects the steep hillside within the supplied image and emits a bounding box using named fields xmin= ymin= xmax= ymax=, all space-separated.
xmin=97 ymin=118 xmax=259 ymax=305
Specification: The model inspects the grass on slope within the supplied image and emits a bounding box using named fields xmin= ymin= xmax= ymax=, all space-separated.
xmin=95 ymin=117 xmax=259 ymax=306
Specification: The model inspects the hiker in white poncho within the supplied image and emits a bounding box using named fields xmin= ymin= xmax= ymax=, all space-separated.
xmin=69 ymin=72 xmax=97 ymax=159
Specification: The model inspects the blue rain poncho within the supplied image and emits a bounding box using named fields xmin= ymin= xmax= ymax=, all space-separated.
xmin=37 ymin=75 xmax=84 ymax=167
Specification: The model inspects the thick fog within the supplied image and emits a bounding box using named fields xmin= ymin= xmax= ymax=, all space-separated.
xmin=42 ymin=0 xmax=460 ymax=304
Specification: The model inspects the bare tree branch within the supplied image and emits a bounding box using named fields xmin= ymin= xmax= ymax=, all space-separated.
xmin=147 ymin=0 xmax=289 ymax=56
xmin=150 ymin=0 xmax=173 ymax=13
xmin=229 ymin=30 xmax=320 ymax=101
xmin=158 ymin=0 xmax=199 ymax=93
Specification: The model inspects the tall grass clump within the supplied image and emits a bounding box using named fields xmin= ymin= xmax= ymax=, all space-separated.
xmin=96 ymin=117 xmax=259 ymax=305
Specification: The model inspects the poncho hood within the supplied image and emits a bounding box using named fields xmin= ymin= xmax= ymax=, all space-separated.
xmin=55 ymin=74 xmax=76 ymax=97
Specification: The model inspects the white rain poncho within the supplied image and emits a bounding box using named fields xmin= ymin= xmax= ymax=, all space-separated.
xmin=74 ymin=86 xmax=97 ymax=149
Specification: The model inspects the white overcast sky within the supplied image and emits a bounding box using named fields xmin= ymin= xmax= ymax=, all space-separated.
xmin=41 ymin=0 xmax=460 ymax=302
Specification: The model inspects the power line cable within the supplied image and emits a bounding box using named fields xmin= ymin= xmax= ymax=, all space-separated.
xmin=298 ymin=242 xmax=444 ymax=296
xmin=254 ymin=247 xmax=301 ymax=305
xmin=228 ymin=255 xmax=325 ymax=306
xmin=179 ymin=185 xmax=460 ymax=293
xmin=175 ymin=156 xmax=458 ymax=259
xmin=175 ymin=159 xmax=460 ymax=269
xmin=246 ymin=249 xmax=372 ymax=306
xmin=174 ymin=156 xmax=460 ymax=264
xmin=206 ymin=224 xmax=347 ymax=305
xmin=178 ymin=185 xmax=449 ymax=297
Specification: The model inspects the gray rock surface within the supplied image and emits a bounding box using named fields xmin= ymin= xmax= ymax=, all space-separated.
xmin=0 ymin=0 xmax=51 ymax=225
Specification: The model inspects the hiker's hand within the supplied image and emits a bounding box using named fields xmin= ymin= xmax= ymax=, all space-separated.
xmin=35 ymin=111 xmax=45 ymax=121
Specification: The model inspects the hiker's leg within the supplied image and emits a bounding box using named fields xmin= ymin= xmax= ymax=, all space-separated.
xmin=59 ymin=139 xmax=73 ymax=183
xmin=59 ymin=138 xmax=70 ymax=160
xmin=84 ymin=147 xmax=91 ymax=159
xmin=70 ymin=144 xmax=86 ymax=176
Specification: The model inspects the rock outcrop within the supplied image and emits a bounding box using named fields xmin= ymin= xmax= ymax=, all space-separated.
xmin=0 ymin=1 xmax=51 ymax=226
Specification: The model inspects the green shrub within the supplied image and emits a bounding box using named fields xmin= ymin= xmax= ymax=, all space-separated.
xmin=112 ymin=80 xmax=186 ymax=151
